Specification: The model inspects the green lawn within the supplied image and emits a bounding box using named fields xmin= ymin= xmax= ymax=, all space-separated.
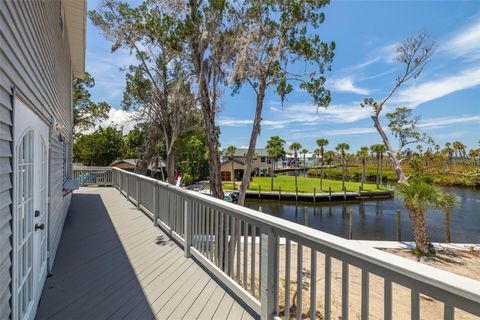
xmin=222 ymin=175 xmax=390 ymax=193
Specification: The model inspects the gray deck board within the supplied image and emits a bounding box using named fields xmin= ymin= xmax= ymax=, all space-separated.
xmin=36 ymin=187 xmax=258 ymax=320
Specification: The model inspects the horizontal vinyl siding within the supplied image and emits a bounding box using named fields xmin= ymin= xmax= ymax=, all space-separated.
xmin=0 ymin=70 xmax=12 ymax=320
xmin=0 ymin=0 xmax=74 ymax=318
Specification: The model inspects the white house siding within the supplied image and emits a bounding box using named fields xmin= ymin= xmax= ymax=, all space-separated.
xmin=0 ymin=0 xmax=75 ymax=318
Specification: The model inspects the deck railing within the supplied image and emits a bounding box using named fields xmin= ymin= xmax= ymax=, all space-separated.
xmin=73 ymin=166 xmax=113 ymax=187
xmin=111 ymin=168 xmax=480 ymax=320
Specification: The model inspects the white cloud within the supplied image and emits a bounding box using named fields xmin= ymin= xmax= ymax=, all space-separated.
xmin=441 ymin=17 xmax=480 ymax=60
xmin=217 ymin=118 xmax=253 ymax=127
xmin=99 ymin=108 xmax=138 ymax=133
xmin=419 ymin=115 xmax=480 ymax=129
xmin=392 ymin=67 xmax=480 ymax=107
xmin=329 ymin=77 xmax=371 ymax=95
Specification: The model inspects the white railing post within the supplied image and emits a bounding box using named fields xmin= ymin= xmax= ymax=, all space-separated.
xmin=136 ymin=176 xmax=140 ymax=209
xmin=153 ymin=183 xmax=159 ymax=227
xmin=260 ymin=226 xmax=278 ymax=320
xmin=184 ymin=197 xmax=192 ymax=258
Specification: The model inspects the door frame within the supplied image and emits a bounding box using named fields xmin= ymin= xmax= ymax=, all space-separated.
xmin=11 ymin=95 xmax=51 ymax=320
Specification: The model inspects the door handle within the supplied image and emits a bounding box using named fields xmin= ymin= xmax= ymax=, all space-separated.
xmin=35 ymin=223 xmax=44 ymax=231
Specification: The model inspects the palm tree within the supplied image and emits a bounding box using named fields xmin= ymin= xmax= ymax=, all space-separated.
xmin=266 ymin=136 xmax=286 ymax=190
xmin=370 ymin=144 xmax=385 ymax=188
xmin=378 ymin=144 xmax=386 ymax=186
xmin=469 ymin=148 xmax=480 ymax=167
xmin=290 ymin=142 xmax=302 ymax=193
xmin=301 ymin=148 xmax=308 ymax=177
xmin=453 ymin=141 xmax=467 ymax=172
xmin=313 ymin=148 xmax=320 ymax=178
xmin=225 ymin=145 xmax=237 ymax=189
xmin=357 ymin=146 xmax=369 ymax=190
xmin=316 ymin=138 xmax=328 ymax=191
xmin=396 ymin=179 xmax=458 ymax=255
xmin=335 ymin=143 xmax=350 ymax=191
xmin=444 ymin=143 xmax=454 ymax=171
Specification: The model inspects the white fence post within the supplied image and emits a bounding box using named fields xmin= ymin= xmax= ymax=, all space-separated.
xmin=184 ymin=197 xmax=192 ymax=258
xmin=136 ymin=176 xmax=140 ymax=209
xmin=153 ymin=183 xmax=159 ymax=227
xmin=260 ymin=226 xmax=278 ymax=320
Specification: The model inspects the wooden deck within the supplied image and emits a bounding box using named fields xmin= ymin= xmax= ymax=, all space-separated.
xmin=36 ymin=188 xmax=258 ymax=320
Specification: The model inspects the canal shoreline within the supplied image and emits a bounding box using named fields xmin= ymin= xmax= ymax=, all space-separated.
xmin=243 ymin=189 xmax=394 ymax=202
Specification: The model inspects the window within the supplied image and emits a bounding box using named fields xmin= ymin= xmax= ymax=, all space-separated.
xmin=261 ymin=157 xmax=266 ymax=163
xmin=63 ymin=139 xmax=70 ymax=183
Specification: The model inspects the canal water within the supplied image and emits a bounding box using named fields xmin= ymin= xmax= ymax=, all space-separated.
xmin=244 ymin=187 xmax=480 ymax=243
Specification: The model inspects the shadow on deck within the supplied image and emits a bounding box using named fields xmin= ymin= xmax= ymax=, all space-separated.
xmin=36 ymin=188 xmax=258 ymax=320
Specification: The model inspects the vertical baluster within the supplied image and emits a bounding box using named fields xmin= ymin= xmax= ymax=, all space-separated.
xmin=310 ymin=249 xmax=317 ymax=320
xmin=193 ymin=202 xmax=197 ymax=249
xmin=285 ymin=239 xmax=291 ymax=320
xmin=229 ymin=217 xmax=236 ymax=277
xmin=225 ymin=215 xmax=230 ymax=275
xmin=209 ymin=208 xmax=214 ymax=261
xmin=236 ymin=219 xmax=241 ymax=282
xmin=342 ymin=261 xmax=349 ymax=320
xmin=384 ymin=278 xmax=392 ymax=320
xmin=243 ymin=222 xmax=249 ymax=289
xmin=251 ymin=226 xmax=256 ymax=296
xmin=296 ymin=244 xmax=303 ymax=320
xmin=325 ymin=255 xmax=331 ymax=320
xmin=214 ymin=210 xmax=219 ymax=266
xmin=411 ymin=289 xmax=420 ymax=320
xmin=274 ymin=235 xmax=280 ymax=315
xmin=219 ymin=212 xmax=224 ymax=270
xmin=361 ymin=270 xmax=369 ymax=320
xmin=444 ymin=304 xmax=454 ymax=320
xmin=201 ymin=205 xmax=206 ymax=254
xmin=205 ymin=206 xmax=210 ymax=259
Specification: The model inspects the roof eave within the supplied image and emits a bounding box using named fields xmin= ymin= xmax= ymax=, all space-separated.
xmin=64 ymin=0 xmax=87 ymax=78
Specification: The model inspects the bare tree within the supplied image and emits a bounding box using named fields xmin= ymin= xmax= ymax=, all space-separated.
xmin=361 ymin=32 xmax=436 ymax=184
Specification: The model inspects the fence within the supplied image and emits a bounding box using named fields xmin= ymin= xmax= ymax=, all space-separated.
xmin=73 ymin=166 xmax=113 ymax=187
xmin=111 ymin=168 xmax=480 ymax=320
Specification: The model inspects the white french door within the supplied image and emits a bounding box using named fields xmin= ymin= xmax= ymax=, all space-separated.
xmin=13 ymin=98 xmax=49 ymax=320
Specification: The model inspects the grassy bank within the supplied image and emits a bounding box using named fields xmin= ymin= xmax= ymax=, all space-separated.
xmin=222 ymin=175 xmax=389 ymax=193
xmin=308 ymin=167 xmax=480 ymax=188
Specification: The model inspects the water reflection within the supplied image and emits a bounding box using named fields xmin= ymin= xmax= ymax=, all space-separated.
xmin=244 ymin=187 xmax=480 ymax=243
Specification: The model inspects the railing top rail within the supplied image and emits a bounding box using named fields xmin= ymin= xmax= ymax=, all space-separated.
xmin=73 ymin=166 xmax=113 ymax=170
xmin=112 ymin=168 xmax=480 ymax=305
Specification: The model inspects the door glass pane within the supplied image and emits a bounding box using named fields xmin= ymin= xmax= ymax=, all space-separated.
xmin=16 ymin=130 xmax=34 ymax=320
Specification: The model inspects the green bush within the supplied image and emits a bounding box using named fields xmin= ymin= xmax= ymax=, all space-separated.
xmin=183 ymin=173 xmax=193 ymax=186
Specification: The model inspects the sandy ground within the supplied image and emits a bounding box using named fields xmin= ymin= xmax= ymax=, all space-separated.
xmin=225 ymin=242 xmax=480 ymax=320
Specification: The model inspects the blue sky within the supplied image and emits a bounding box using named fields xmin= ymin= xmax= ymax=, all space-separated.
xmin=86 ymin=0 xmax=480 ymax=152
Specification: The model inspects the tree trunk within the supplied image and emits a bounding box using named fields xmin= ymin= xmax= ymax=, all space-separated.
xmin=294 ymin=157 xmax=298 ymax=193
xmin=375 ymin=156 xmax=379 ymax=187
xmin=371 ymin=114 xmax=408 ymax=184
xmin=380 ymin=154 xmax=383 ymax=186
xmin=407 ymin=208 xmax=429 ymax=254
xmin=231 ymin=159 xmax=235 ymax=189
xmin=238 ymin=81 xmax=266 ymax=206
xmin=303 ymin=155 xmax=306 ymax=177
xmin=166 ymin=151 xmax=176 ymax=184
xmin=361 ymin=158 xmax=366 ymax=190
xmin=270 ymin=159 xmax=274 ymax=190
xmin=320 ymin=153 xmax=324 ymax=192
xmin=204 ymin=110 xmax=224 ymax=199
